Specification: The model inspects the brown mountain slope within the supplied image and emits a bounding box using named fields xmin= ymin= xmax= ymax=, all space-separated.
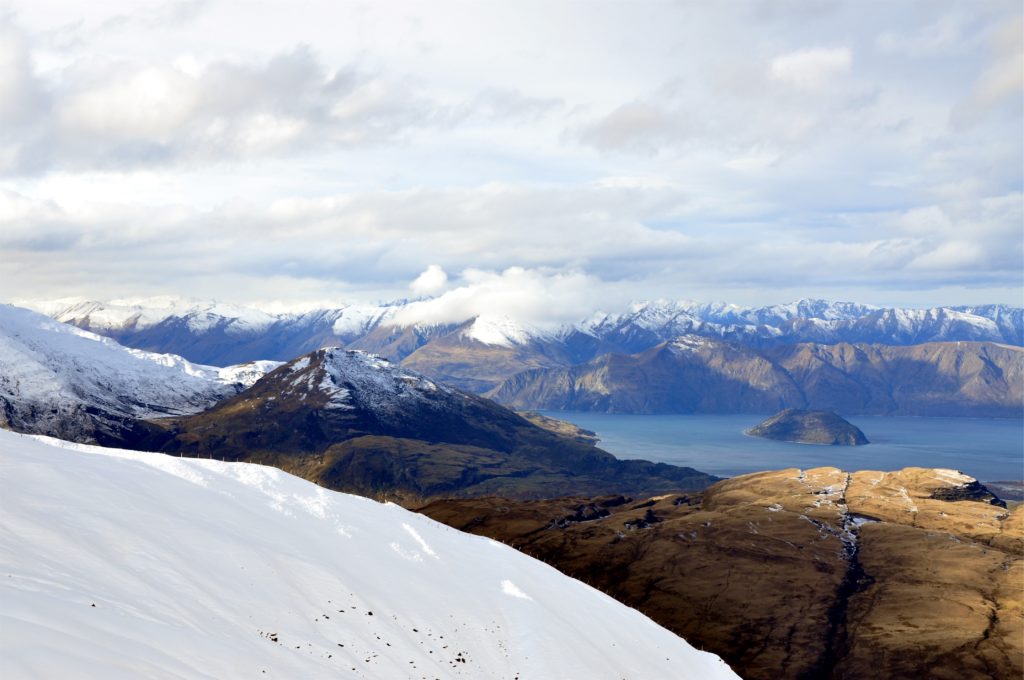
xmin=420 ymin=467 xmax=1022 ymax=680
xmin=400 ymin=323 xmax=575 ymax=393
xmin=489 ymin=337 xmax=1024 ymax=417
xmin=134 ymin=348 xmax=717 ymax=500
xmin=490 ymin=336 xmax=805 ymax=413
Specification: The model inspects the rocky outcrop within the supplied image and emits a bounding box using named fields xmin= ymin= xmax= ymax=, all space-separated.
xmin=746 ymin=409 xmax=869 ymax=445
xmin=489 ymin=337 xmax=1024 ymax=417
xmin=517 ymin=411 xmax=600 ymax=445
xmin=419 ymin=466 xmax=1023 ymax=680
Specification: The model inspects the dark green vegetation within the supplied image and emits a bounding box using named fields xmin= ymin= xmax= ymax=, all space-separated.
xmin=746 ymin=408 xmax=869 ymax=445
xmin=135 ymin=349 xmax=717 ymax=501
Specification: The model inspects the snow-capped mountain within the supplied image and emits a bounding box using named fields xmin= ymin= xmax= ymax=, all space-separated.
xmin=21 ymin=297 xmax=1024 ymax=396
xmin=0 ymin=304 xmax=279 ymax=442
xmin=579 ymin=299 xmax=1023 ymax=352
xmin=30 ymin=297 xmax=409 ymax=366
xmin=145 ymin=347 xmax=717 ymax=499
xmin=0 ymin=429 xmax=737 ymax=679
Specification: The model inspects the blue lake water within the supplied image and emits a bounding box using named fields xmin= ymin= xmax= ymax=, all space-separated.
xmin=541 ymin=412 xmax=1024 ymax=483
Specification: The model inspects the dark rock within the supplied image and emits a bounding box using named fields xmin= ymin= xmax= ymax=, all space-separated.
xmin=745 ymin=409 xmax=869 ymax=446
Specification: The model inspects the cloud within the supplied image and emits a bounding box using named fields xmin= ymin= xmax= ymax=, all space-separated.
xmin=0 ymin=15 xmax=561 ymax=175
xmin=876 ymin=14 xmax=963 ymax=57
xmin=99 ymin=0 xmax=208 ymax=31
xmin=578 ymin=101 xmax=688 ymax=154
xmin=390 ymin=267 xmax=622 ymax=329
xmin=770 ymin=47 xmax=851 ymax=89
xmin=952 ymin=15 xmax=1023 ymax=125
xmin=1 ymin=181 xmax=1019 ymax=307
xmin=409 ymin=264 xmax=448 ymax=295
xmin=0 ymin=35 xmax=431 ymax=173
xmin=0 ymin=1 xmax=1019 ymax=308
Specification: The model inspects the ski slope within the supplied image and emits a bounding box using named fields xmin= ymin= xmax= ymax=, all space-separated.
xmin=0 ymin=430 xmax=738 ymax=680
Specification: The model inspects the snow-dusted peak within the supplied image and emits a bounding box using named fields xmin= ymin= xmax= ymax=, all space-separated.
xmin=217 ymin=359 xmax=286 ymax=388
xmin=272 ymin=348 xmax=449 ymax=412
xmin=330 ymin=304 xmax=396 ymax=337
xmin=462 ymin=315 xmax=550 ymax=347
xmin=32 ymin=297 xmax=279 ymax=336
xmin=0 ymin=304 xmax=276 ymax=439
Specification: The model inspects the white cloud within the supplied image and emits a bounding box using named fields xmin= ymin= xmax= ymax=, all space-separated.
xmin=409 ymin=264 xmax=448 ymax=295
xmin=770 ymin=47 xmax=852 ymax=89
xmin=876 ymin=14 xmax=964 ymax=57
xmin=2 ymin=182 xmax=1019 ymax=308
xmin=391 ymin=267 xmax=621 ymax=330
xmin=579 ymin=101 xmax=686 ymax=153
xmin=0 ymin=1 xmax=1019 ymax=308
xmin=952 ymin=16 xmax=1024 ymax=125
xmin=0 ymin=16 xmax=562 ymax=174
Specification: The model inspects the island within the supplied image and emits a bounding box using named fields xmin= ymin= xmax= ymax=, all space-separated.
xmin=746 ymin=408 xmax=869 ymax=445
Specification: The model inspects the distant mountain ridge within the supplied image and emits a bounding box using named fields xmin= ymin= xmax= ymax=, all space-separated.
xmin=489 ymin=336 xmax=1024 ymax=418
xmin=25 ymin=297 xmax=1024 ymax=373
xmin=0 ymin=304 xmax=279 ymax=443
xmin=0 ymin=304 xmax=718 ymax=499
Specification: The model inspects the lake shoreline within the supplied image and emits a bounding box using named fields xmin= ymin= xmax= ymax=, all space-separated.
xmin=541 ymin=411 xmax=1024 ymax=484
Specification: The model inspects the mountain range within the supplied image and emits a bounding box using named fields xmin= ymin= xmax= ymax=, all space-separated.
xmin=490 ymin=336 xmax=1024 ymax=417
xmin=0 ymin=304 xmax=716 ymax=500
xmin=22 ymin=297 xmax=1024 ymax=418
xmin=29 ymin=296 xmax=1024 ymax=364
xmin=0 ymin=304 xmax=279 ymax=443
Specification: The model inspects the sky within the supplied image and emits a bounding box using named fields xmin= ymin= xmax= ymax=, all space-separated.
xmin=1 ymin=0 xmax=1021 ymax=321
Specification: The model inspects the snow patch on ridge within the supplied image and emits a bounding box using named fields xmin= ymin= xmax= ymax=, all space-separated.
xmin=463 ymin=315 xmax=547 ymax=346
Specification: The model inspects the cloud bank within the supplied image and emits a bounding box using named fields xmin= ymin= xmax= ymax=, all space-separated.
xmin=0 ymin=1 xmax=1019 ymax=309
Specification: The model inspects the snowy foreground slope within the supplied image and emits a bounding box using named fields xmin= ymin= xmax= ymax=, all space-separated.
xmin=0 ymin=430 xmax=737 ymax=680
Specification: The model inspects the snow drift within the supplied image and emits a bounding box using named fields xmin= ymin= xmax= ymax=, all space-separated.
xmin=0 ymin=430 xmax=737 ymax=679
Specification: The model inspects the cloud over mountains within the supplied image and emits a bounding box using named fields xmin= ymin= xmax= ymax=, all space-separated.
xmin=0 ymin=1 xmax=1020 ymax=308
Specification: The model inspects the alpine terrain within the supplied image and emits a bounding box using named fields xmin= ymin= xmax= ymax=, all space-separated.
xmin=490 ymin=336 xmax=1024 ymax=417
xmin=421 ymin=466 xmax=1022 ymax=680
xmin=0 ymin=429 xmax=738 ymax=679
xmin=139 ymin=347 xmax=718 ymax=500
xmin=0 ymin=304 xmax=279 ymax=443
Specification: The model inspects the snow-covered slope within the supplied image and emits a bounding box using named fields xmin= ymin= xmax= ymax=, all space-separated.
xmin=0 ymin=304 xmax=279 ymax=441
xmin=0 ymin=430 xmax=738 ymax=680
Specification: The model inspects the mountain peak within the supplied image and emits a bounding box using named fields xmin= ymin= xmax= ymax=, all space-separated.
xmin=462 ymin=315 xmax=547 ymax=347
xmin=262 ymin=348 xmax=449 ymax=415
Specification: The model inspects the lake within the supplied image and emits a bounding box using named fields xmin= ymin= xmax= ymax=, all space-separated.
xmin=541 ymin=412 xmax=1024 ymax=483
